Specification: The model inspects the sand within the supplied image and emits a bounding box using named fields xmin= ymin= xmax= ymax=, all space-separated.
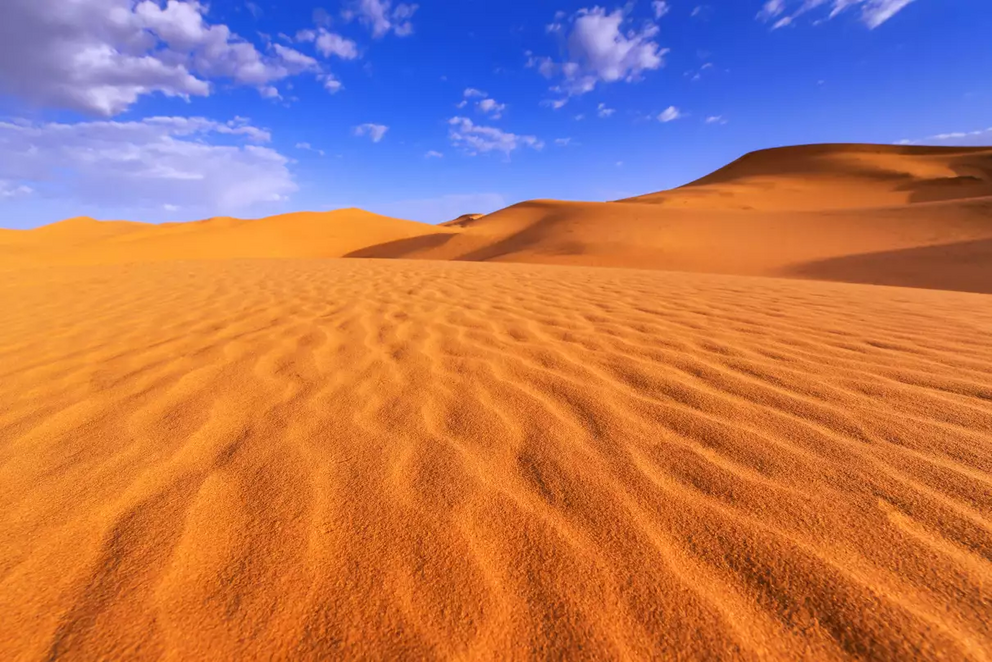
xmin=349 ymin=146 xmax=992 ymax=294
xmin=0 ymin=210 xmax=440 ymax=270
xmin=5 ymin=145 xmax=991 ymax=293
xmin=1 ymin=259 xmax=991 ymax=660
xmin=2 ymin=143 xmax=991 ymax=660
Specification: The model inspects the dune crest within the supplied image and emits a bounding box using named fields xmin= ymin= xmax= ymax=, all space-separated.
xmin=625 ymin=144 xmax=992 ymax=210
xmin=350 ymin=145 xmax=992 ymax=293
xmin=5 ymin=144 xmax=992 ymax=294
xmin=0 ymin=209 xmax=439 ymax=268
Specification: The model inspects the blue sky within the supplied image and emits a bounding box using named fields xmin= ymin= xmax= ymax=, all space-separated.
xmin=0 ymin=0 xmax=989 ymax=228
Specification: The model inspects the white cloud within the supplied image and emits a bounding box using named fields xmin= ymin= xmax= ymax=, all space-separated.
xmin=555 ymin=138 xmax=572 ymax=146
xmin=425 ymin=150 xmax=444 ymax=158
xmin=0 ymin=0 xmax=336 ymax=116
xmin=477 ymin=98 xmax=507 ymax=119
xmin=271 ymin=44 xmax=320 ymax=71
xmin=568 ymin=8 xmax=667 ymax=87
xmin=314 ymin=30 xmax=360 ymax=59
xmin=460 ymin=88 xmax=506 ymax=119
xmin=345 ymin=0 xmax=418 ymax=38
xmin=447 ymin=117 xmax=543 ymax=156
xmin=597 ymin=103 xmax=615 ymax=118
xmin=528 ymin=7 xmax=668 ymax=99
xmin=353 ymin=123 xmax=389 ymax=142
xmin=758 ymin=0 xmax=787 ymax=20
xmin=0 ymin=116 xmax=295 ymax=212
xmin=861 ymin=0 xmax=915 ymax=28
xmin=652 ymin=1 xmax=671 ymax=18
xmin=897 ymin=127 xmax=992 ymax=146
xmin=322 ymin=75 xmax=344 ymax=93
xmin=658 ymin=106 xmax=682 ymax=122
xmin=758 ymin=0 xmax=917 ymax=29
xmin=296 ymin=142 xmax=326 ymax=156
xmin=0 ymin=181 xmax=33 ymax=198
xmin=525 ymin=52 xmax=559 ymax=79
xmin=705 ymin=115 xmax=727 ymax=124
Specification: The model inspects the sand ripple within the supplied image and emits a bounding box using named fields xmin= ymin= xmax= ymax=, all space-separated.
xmin=1 ymin=259 xmax=990 ymax=660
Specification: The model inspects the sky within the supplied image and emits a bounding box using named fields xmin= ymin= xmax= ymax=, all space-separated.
xmin=0 ymin=0 xmax=989 ymax=228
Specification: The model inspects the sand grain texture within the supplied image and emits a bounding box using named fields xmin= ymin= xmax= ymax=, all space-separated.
xmin=2 ymin=258 xmax=991 ymax=661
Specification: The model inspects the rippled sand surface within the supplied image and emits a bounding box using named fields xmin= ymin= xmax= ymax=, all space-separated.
xmin=2 ymin=259 xmax=991 ymax=660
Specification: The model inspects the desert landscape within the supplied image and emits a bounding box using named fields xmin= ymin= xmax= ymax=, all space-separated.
xmin=1 ymin=144 xmax=991 ymax=660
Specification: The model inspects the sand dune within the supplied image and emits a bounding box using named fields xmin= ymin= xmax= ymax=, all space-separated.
xmin=348 ymin=146 xmax=992 ymax=293
xmin=624 ymin=144 xmax=992 ymax=210
xmin=5 ymin=144 xmax=991 ymax=293
xmin=1 ymin=258 xmax=990 ymax=660
xmin=0 ymin=209 xmax=439 ymax=268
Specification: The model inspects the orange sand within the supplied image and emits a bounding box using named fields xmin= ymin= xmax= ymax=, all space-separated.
xmin=2 ymin=144 xmax=992 ymax=660
xmin=350 ymin=145 xmax=992 ymax=293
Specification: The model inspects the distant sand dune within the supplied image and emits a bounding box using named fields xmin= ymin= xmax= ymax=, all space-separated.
xmin=0 ymin=210 xmax=440 ymax=268
xmin=349 ymin=146 xmax=992 ymax=292
xmin=4 ymin=144 xmax=991 ymax=294
xmin=1 ymin=259 xmax=991 ymax=660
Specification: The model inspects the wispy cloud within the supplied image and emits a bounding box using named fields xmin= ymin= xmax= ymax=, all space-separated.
xmin=658 ymin=106 xmax=683 ymax=122
xmin=0 ymin=116 xmax=295 ymax=212
xmin=296 ymin=142 xmax=326 ymax=156
xmin=344 ymin=0 xmax=418 ymax=38
xmin=353 ymin=123 xmax=389 ymax=142
xmin=758 ymin=0 xmax=917 ymax=30
xmin=447 ymin=117 xmax=543 ymax=156
xmin=897 ymin=127 xmax=992 ymax=146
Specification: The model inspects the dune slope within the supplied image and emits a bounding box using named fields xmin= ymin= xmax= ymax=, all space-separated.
xmin=349 ymin=145 xmax=992 ymax=293
xmin=623 ymin=144 xmax=992 ymax=210
xmin=1 ymin=258 xmax=990 ymax=660
xmin=0 ymin=209 xmax=438 ymax=268
xmin=4 ymin=144 xmax=991 ymax=293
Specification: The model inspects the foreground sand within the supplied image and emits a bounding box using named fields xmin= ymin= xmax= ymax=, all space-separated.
xmin=1 ymin=258 xmax=991 ymax=660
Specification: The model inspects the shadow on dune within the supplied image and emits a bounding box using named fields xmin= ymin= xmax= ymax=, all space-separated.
xmin=787 ymin=238 xmax=992 ymax=294
xmin=344 ymin=232 xmax=455 ymax=258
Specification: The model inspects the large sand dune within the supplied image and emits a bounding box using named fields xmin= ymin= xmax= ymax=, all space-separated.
xmin=1 ymin=259 xmax=991 ymax=660
xmin=349 ymin=145 xmax=992 ymax=293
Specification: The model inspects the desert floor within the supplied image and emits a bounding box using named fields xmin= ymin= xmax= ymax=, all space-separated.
xmin=2 ymin=258 xmax=991 ymax=660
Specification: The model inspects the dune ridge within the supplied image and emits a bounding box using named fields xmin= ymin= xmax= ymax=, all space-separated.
xmin=1 ymin=259 xmax=991 ymax=660
xmin=7 ymin=144 xmax=989 ymax=294
xmin=349 ymin=145 xmax=992 ymax=293
xmin=0 ymin=209 xmax=440 ymax=269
